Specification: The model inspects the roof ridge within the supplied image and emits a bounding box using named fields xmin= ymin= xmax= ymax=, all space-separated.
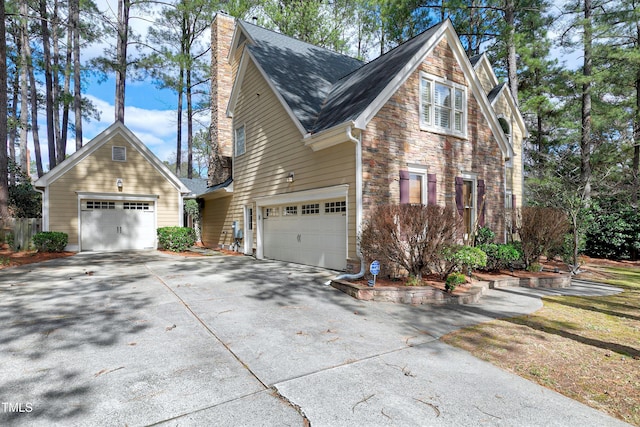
xmin=239 ymin=20 xmax=364 ymax=65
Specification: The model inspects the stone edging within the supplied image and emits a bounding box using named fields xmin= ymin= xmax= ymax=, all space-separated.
xmin=331 ymin=272 xmax=571 ymax=305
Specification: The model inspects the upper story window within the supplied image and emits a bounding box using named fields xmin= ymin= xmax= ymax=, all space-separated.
xmin=235 ymin=125 xmax=246 ymax=156
xmin=420 ymin=73 xmax=466 ymax=137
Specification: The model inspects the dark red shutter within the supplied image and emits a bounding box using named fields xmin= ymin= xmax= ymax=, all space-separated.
xmin=512 ymin=194 xmax=516 ymax=210
xmin=455 ymin=177 xmax=463 ymax=216
xmin=477 ymin=179 xmax=486 ymax=226
xmin=427 ymin=174 xmax=437 ymax=206
xmin=400 ymin=170 xmax=410 ymax=204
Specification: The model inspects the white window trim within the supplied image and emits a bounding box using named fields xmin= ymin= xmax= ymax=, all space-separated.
xmin=235 ymin=124 xmax=246 ymax=157
xmin=408 ymin=164 xmax=428 ymax=205
xmin=420 ymin=72 xmax=467 ymax=138
xmin=461 ymin=172 xmax=477 ymax=241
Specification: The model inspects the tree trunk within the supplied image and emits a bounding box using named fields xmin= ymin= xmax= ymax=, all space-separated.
xmin=52 ymin=2 xmax=65 ymax=165
xmin=186 ymin=68 xmax=193 ymax=179
xmin=176 ymin=65 xmax=184 ymax=177
xmin=61 ymin=3 xmax=73 ymax=158
xmin=40 ymin=0 xmax=56 ymax=170
xmin=24 ymin=21 xmax=44 ymax=177
xmin=9 ymin=41 xmax=19 ymax=185
xmin=0 ymin=0 xmax=10 ymax=225
xmin=505 ymin=0 xmax=518 ymax=105
xmin=72 ymin=0 xmax=82 ymax=148
xmin=115 ymin=0 xmax=130 ymax=123
xmin=632 ymin=22 xmax=640 ymax=211
xmin=19 ymin=0 xmax=29 ymax=172
xmin=581 ymin=0 xmax=592 ymax=202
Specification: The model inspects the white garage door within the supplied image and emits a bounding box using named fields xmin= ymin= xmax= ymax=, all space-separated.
xmin=81 ymin=200 xmax=156 ymax=251
xmin=263 ymin=199 xmax=346 ymax=270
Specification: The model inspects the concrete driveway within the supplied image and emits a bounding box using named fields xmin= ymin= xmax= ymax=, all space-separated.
xmin=0 ymin=251 xmax=629 ymax=426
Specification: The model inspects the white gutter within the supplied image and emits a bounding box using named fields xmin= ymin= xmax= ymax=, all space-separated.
xmin=327 ymin=125 xmax=365 ymax=283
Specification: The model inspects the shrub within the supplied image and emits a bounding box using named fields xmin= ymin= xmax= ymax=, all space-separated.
xmin=445 ymin=272 xmax=466 ymax=292
xmin=360 ymin=204 xmax=461 ymax=279
xmin=442 ymin=245 xmax=487 ymax=276
xmin=515 ymin=207 xmax=568 ymax=268
xmin=406 ymin=275 xmax=422 ymax=286
xmin=526 ymin=262 xmax=543 ymax=272
xmin=475 ymin=226 xmax=495 ymax=246
xmin=585 ymin=205 xmax=640 ymax=260
xmin=32 ymin=231 xmax=68 ymax=252
xmin=479 ymin=243 xmax=522 ymax=271
xmin=157 ymin=227 xmax=196 ymax=252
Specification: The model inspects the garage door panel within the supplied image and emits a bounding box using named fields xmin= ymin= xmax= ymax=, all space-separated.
xmin=81 ymin=201 xmax=155 ymax=251
xmin=263 ymin=200 xmax=346 ymax=270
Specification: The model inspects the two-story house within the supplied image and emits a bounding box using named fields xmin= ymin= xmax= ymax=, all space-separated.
xmin=199 ymin=13 xmax=526 ymax=272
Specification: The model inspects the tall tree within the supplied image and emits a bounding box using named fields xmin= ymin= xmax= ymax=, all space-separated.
xmin=40 ymin=0 xmax=56 ymax=170
xmin=18 ymin=0 xmax=29 ymax=172
xmin=261 ymin=0 xmax=354 ymax=53
xmin=0 ymin=0 xmax=10 ymax=225
xmin=144 ymin=0 xmax=216 ymax=178
xmin=115 ymin=0 xmax=130 ymax=122
xmin=581 ymin=0 xmax=593 ymax=202
xmin=72 ymin=0 xmax=83 ymax=149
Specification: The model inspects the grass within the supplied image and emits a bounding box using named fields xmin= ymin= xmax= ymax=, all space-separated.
xmin=441 ymin=264 xmax=640 ymax=426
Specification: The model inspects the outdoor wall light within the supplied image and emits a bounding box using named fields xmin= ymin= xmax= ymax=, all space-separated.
xmin=116 ymin=178 xmax=123 ymax=190
xmin=286 ymin=172 xmax=295 ymax=183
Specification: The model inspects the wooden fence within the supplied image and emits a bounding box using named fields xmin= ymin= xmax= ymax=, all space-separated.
xmin=5 ymin=218 xmax=42 ymax=250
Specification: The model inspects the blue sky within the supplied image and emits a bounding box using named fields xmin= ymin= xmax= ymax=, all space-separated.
xmin=26 ymin=0 xmax=210 ymax=171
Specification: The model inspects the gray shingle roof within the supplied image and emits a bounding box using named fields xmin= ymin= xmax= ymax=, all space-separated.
xmin=240 ymin=22 xmax=364 ymax=131
xmin=312 ymin=23 xmax=443 ymax=133
xmin=487 ymin=82 xmax=506 ymax=103
xmin=469 ymin=53 xmax=483 ymax=67
xmin=180 ymin=177 xmax=209 ymax=196
xmin=237 ymin=20 xmax=451 ymax=134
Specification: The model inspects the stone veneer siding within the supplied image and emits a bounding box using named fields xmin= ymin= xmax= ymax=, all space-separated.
xmin=209 ymin=13 xmax=235 ymax=185
xmin=361 ymin=38 xmax=506 ymax=240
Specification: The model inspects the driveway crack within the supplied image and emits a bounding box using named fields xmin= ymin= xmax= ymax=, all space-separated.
xmin=144 ymin=264 xmax=269 ymax=390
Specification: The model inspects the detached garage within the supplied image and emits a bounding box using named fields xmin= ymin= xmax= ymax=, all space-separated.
xmin=35 ymin=122 xmax=190 ymax=252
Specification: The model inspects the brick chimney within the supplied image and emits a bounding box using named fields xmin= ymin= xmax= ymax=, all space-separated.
xmin=208 ymin=12 xmax=235 ymax=186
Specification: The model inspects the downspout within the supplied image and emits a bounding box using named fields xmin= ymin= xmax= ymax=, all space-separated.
xmin=327 ymin=125 xmax=365 ymax=283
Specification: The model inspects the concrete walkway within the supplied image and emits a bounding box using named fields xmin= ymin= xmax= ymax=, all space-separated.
xmin=0 ymin=252 xmax=629 ymax=426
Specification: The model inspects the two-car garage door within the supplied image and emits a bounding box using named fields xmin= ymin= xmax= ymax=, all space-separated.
xmin=262 ymin=199 xmax=346 ymax=270
xmin=80 ymin=200 xmax=156 ymax=251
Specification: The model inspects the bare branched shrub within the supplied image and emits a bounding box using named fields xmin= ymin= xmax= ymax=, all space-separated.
xmin=359 ymin=204 xmax=461 ymax=279
xmin=515 ymin=207 xmax=568 ymax=267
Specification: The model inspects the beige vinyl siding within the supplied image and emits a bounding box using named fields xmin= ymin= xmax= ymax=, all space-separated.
xmin=229 ymin=59 xmax=357 ymax=262
xmin=48 ymin=135 xmax=180 ymax=245
xmin=201 ymin=195 xmax=233 ymax=247
xmin=474 ymin=62 xmax=496 ymax=94
xmin=492 ymin=94 xmax=524 ymax=208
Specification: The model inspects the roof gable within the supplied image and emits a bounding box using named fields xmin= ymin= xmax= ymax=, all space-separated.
xmin=34 ymin=121 xmax=190 ymax=193
xmin=227 ymin=21 xmax=363 ymax=133
xmin=343 ymin=20 xmax=512 ymax=159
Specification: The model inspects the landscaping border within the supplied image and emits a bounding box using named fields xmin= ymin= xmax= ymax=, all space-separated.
xmin=331 ymin=272 xmax=571 ymax=305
